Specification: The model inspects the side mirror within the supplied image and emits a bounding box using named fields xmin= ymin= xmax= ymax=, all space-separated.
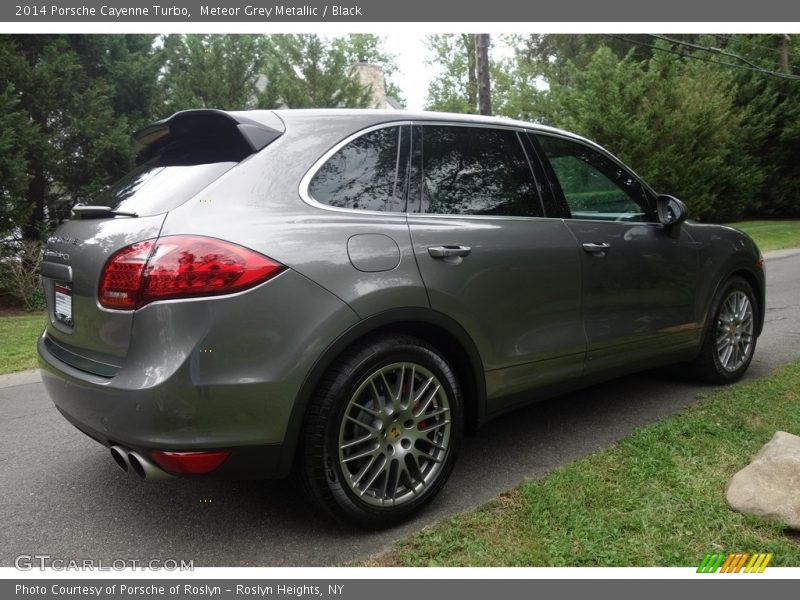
xmin=656 ymin=194 xmax=689 ymax=237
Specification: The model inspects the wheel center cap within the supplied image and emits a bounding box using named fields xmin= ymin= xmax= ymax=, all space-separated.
xmin=388 ymin=425 xmax=402 ymax=440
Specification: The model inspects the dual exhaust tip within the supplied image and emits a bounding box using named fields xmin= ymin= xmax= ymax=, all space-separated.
xmin=110 ymin=445 xmax=173 ymax=480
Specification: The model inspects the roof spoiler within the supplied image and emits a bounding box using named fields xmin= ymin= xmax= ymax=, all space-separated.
xmin=133 ymin=109 xmax=284 ymax=162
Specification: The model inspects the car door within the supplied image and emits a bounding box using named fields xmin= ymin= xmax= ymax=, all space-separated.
xmin=531 ymin=133 xmax=700 ymax=375
xmin=406 ymin=123 xmax=585 ymax=411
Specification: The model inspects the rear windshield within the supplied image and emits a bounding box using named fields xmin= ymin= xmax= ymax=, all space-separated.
xmin=88 ymin=141 xmax=245 ymax=216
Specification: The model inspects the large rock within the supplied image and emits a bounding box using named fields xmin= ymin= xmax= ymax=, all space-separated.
xmin=725 ymin=431 xmax=800 ymax=530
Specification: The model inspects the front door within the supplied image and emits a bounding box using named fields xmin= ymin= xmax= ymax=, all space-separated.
xmin=533 ymin=133 xmax=699 ymax=374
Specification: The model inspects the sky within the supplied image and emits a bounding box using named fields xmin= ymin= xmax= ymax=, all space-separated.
xmin=381 ymin=33 xmax=515 ymax=110
xmin=382 ymin=33 xmax=433 ymax=110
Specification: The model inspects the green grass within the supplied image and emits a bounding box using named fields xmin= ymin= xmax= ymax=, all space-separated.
xmin=0 ymin=313 xmax=45 ymax=374
xmin=387 ymin=361 xmax=800 ymax=567
xmin=726 ymin=220 xmax=800 ymax=252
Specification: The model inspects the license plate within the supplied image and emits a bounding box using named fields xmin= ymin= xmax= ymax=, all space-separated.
xmin=54 ymin=283 xmax=73 ymax=326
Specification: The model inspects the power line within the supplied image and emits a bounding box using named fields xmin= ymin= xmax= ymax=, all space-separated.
xmin=648 ymin=34 xmax=800 ymax=76
xmin=648 ymin=34 xmax=766 ymax=71
xmin=716 ymin=34 xmax=800 ymax=62
xmin=606 ymin=35 xmax=800 ymax=81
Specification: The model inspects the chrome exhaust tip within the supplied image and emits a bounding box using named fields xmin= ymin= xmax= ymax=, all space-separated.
xmin=109 ymin=445 xmax=130 ymax=472
xmin=127 ymin=450 xmax=173 ymax=480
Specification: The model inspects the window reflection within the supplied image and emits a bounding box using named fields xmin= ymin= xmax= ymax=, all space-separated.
xmin=309 ymin=126 xmax=407 ymax=212
xmin=420 ymin=126 xmax=541 ymax=217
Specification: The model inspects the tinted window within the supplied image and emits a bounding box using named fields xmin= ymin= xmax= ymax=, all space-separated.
xmin=309 ymin=126 xmax=408 ymax=212
xmin=91 ymin=143 xmax=239 ymax=216
xmin=418 ymin=126 xmax=541 ymax=217
xmin=536 ymin=135 xmax=651 ymax=221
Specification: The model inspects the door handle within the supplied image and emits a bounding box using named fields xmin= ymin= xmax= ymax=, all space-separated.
xmin=582 ymin=242 xmax=610 ymax=255
xmin=428 ymin=245 xmax=472 ymax=259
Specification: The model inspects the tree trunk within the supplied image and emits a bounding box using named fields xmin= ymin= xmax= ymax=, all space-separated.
xmin=475 ymin=34 xmax=492 ymax=116
xmin=778 ymin=34 xmax=791 ymax=72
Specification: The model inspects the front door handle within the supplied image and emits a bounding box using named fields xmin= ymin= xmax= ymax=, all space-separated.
xmin=582 ymin=242 xmax=610 ymax=255
xmin=428 ymin=245 xmax=472 ymax=259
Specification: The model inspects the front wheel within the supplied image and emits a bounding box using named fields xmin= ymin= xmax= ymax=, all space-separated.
xmin=692 ymin=276 xmax=758 ymax=384
xmin=298 ymin=334 xmax=463 ymax=529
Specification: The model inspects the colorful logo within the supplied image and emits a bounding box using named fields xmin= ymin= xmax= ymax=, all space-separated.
xmin=697 ymin=552 xmax=772 ymax=573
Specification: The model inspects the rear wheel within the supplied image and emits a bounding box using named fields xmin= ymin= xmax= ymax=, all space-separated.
xmin=298 ymin=334 xmax=463 ymax=529
xmin=693 ymin=276 xmax=758 ymax=384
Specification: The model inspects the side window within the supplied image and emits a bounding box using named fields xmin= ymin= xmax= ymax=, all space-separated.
xmin=535 ymin=134 xmax=652 ymax=222
xmin=309 ymin=125 xmax=408 ymax=212
xmin=418 ymin=125 xmax=542 ymax=217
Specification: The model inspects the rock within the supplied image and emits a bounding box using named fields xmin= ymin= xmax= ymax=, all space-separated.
xmin=725 ymin=431 xmax=800 ymax=530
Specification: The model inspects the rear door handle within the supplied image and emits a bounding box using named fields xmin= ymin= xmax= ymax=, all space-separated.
xmin=582 ymin=242 xmax=610 ymax=255
xmin=428 ymin=245 xmax=472 ymax=258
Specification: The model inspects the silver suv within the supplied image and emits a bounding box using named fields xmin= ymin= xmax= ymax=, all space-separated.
xmin=38 ymin=109 xmax=764 ymax=528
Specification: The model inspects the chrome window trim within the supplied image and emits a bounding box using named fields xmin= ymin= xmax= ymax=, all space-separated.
xmin=298 ymin=119 xmax=547 ymax=219
xmin=298 ymin=121 xmax=413 ymax=216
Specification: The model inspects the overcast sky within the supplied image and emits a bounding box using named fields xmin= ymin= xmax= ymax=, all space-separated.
xmin=382 ymin=33 xmax=432 ymax=110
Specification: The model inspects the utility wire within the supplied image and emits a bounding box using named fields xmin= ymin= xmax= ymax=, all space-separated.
xmin=606 ymin=35 xmax=800 ymax=81
xmin=648 ymin=34 xmax=766 ymax=71
xmin=716 ymin=33 xmax=800 ymax=62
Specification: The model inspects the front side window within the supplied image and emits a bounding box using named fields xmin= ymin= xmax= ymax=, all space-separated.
xmin=308 ymin=125 xmax=408 ymax=212
xmin=536 ymin=134 xmax=652 ymax=222
xmin=417 ymin=125 xmax=542 ymax=217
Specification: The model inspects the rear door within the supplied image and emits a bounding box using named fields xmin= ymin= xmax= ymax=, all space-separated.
xmin=531 ymin=133 xmax=699 ymax=374
xmin=407 ymin=123 xmax=585 ymax=409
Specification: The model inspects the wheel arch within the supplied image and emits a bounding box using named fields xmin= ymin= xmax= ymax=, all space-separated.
xmin=728 ymin=267 xmax=765 ymax=337
xmin=277 ymin=308 xmax=487 ymax=477
xmin=703 ymin=264 xmax=765 ymax=338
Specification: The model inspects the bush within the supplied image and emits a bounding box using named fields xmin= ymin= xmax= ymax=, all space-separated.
xmin=0 ymin=239 xmax=45 ymax=312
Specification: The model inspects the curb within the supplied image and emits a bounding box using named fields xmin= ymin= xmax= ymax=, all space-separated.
xmin=0 ymin=368 xmax=41 ymax=389
xmin=762 ymin=248 xmax=800 ymax=261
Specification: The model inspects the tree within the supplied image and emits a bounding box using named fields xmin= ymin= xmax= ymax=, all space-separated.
xmin=161 ymin=34 xmax=267 ymax=113
xmin=424 ymin=34 xmax=478 ymax=113
xmin=547 ymin=45 xmax=767 ymax=220
xmin=332 ymin=34 xmax=405 ymax=105
xmin=0 ymin=35 xmax=162 ymax=241
xmin=0 ymin=51 xmax=34 ymax=237
xmin=475 ymin=34 xmax=492 ymax=115
xmin=262 ymin=35 xmax=372 ymax=108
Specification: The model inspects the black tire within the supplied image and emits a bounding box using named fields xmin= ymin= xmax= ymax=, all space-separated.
xmin=297 ymin=334 xmax=463 ymax=529
xmin=692 ymin=276 xmax=758 ymax=384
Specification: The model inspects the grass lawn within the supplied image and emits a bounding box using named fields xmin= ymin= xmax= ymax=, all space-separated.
xmin=381 ymin=361 xmax=800 ymax=567
xmin=0 ymin=313 xmax=45 ymax=374
xmin=725 ymin=220 xmax=800 ymax=253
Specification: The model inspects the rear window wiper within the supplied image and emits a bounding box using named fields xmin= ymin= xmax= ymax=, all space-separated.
xmin=71 ymin=205 xmax=139 ymax=219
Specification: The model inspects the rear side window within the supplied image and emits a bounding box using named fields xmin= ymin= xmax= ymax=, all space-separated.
xmin=418 ymin=125 xmax=541 ymax=217
xmin=309 ymin=125 xmax=409 ymax=212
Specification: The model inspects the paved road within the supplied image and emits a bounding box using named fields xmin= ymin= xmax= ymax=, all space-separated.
xmin=2 ymin=251 xmax=799 ymax=567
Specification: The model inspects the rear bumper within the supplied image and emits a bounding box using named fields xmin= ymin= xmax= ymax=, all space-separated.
xmin=40 ymin=345 xmax=290 ymax=479
xmin=37 ymin=269 xmax=360 ymax=479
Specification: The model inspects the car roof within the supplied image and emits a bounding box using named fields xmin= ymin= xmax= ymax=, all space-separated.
xmin=228 ymin=108 xmax=592 ymax=145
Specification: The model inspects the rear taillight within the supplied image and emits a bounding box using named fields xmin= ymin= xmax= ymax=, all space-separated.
xmin=99 ymin=236 xmax=284 ymax=310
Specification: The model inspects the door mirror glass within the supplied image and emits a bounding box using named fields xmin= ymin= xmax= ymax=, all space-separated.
xmin=656 ymin=194 xmax=689 ymax=226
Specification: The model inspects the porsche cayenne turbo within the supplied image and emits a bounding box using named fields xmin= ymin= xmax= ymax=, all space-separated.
xmin=38 ymin=109 xmax=764 ymax=527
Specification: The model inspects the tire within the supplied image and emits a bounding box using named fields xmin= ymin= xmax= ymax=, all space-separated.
xmin=692 ymin=276 xmax=758 ymax=384
xmin=298 ymin=334 xmax=463 ymax=529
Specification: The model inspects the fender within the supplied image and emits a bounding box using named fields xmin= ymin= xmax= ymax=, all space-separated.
xmin=274 ymin=307 xmax=488 ymax=476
